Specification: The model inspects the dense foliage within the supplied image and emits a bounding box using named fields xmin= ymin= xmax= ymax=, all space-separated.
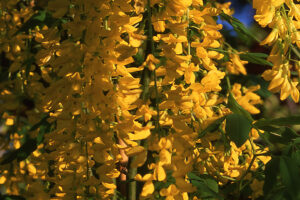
xmin=0 ymin=0 xmax=300 ymax=199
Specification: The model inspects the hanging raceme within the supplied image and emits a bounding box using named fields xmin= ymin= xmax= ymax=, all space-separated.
xmin=253 ymin=0 xmax=300 ymax=102
xmin=1 ymin=0 xmax=300 ymax=199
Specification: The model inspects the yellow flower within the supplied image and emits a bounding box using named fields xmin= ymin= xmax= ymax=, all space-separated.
xmin=291 ymin=81 xmax=300 ymax=102
xmin=199 ymin=70 xmax=225 ymax=92
xmin=153 ymin=18 xmax=166 ymax=32
xmin=226 ymin=53 xmax=248 ymax=75
xmin=5 ymin=117 xmax=14 ymax=126
xmin=280 ymin=78 xmax=292 ymax=101
xmin=149 ymin=163 xmax=167 ymax=181
xmin=231 ymin=83 xmax=262 ymax=114
xmin=130 ymin=33 xmax=147 ymax=47
xmin=160 ymin=184 xmax=180 ymax=199
xmin=135 ymin=174 xmax=155 ymax=197
xmin=253 ymin=0 xmax=284 ymax=27
xmin=167 ymin=0 xmax=193 ymax=15
xmin=177 ymin=63 xmax=199 ymax=84
xmin=159 ymin=149 xmax=172 ymax=166
xmin=0 ymin=176 xmax=6 ymax=184
xmin=140 ymin=181 xmax=155 ymax=197
xmin=260 ymin=28 xmax=279 ymax=45
xmin=142 ymin=54 xmax=160 ymax=71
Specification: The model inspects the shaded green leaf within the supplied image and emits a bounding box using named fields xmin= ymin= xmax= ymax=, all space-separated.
xmin=220 ymin=13 xmax=258 ymax=42
xmin=188 ymin=173 xmax=220 ymax=198
xmin=15 ymin=11 xmax=58 ymax=35
xmin=16 ymin=138 xmax=37 ymax=162
xmin=240 ymin=53 xmax=273 ymax=66
xmin=291 ymin=150 xmax=300 ymax=167
xmin=32 ymin=10 xmax=46 ymax=21
xmin=280 ymin=127 xmax=298 ymax=141
xmin=258 ymin=125 xmax=284 ymax=133
xmin=294 ymin=137 xmax=300 ymax=144
xmin=37 ymin=120 xmax=51 ymax=145
xmin=0 ymin=194 xmax=26 ymax=200
xmin=263 ymin=157 xmax=280 ymax=195
xmin=207 ymin=48 xmax=228 ymax=55
xmin=279 ymin=156 xmax=300 ymax=199
xmin=0 ymin=151 xmax=19 ymax=165
xmin=254 ymin=116 xmax=300 ymax=127
xmin=242 ymin=52 xmax=269 ymax=58
xmin=264 ymin=127 xmax=298 ymax=146
xmin=198 ymin=116 xmax=226 ymax=138
xmin=0 ymin=115 xmax=49 ymax=165
xmin=201 ymin=175 xmax=219 ymax=193
xmin=0 ymin=138 xmax=37 ymax=165
xmin=190 ymin=179 xmax=223 ymax=199
xmin=188 ymin=172 xmax=202 ymax=181
xmin=225 ymin=113 xmax=251 ymax=147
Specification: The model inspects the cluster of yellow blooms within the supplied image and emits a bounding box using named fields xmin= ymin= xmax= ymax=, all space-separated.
xmin=253 ymin=0 xmax=300 ymax=102
xmin=1 ymin=0 xmax=297 ymax=199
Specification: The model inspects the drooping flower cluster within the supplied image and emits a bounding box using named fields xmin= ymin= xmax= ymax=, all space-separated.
xmin=253 ymin=0 xmax=300 ymax=102
xmin=0 ymin=0 xmax=282 ymax=200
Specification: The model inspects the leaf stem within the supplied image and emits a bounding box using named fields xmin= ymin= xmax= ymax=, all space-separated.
xmin=146 ymin=0 xmax=160 ymax=133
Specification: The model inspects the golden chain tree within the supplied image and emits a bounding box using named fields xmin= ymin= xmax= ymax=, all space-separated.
xmin=0 ymin=0 xmax=300 ymax=200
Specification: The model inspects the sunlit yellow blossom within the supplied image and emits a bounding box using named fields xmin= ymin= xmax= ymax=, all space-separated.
xmin=231 ymin=83 xmax=262 ymax=114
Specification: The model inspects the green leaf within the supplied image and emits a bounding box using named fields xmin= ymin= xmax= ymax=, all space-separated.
xmin=0 ymin=115 xmax=49 ymax=165
xmin=0 ymin=138 xmax=36 ymax=165
xmin=198 ymin=116 xmax=226 ymax=138
xmin=221 ymin=182 xmax=239 ymax=197
xmin=241 ymin=52 xmax=269 ymax=58
xmin=291 ymin=150 xmax=300 ymax=167
xmin=227 ymin=92 xmax=253 ymax=122
xmin=200 ymin=175 xmax=219 ymax=193
xmin=0 ymin=151 xmax=19 ymax=165
xmin=263 ymin=157 xmax=280 ymax=195
xmin=279 ymin=156 xmax=300 ymax=199
xmin=220 ymin=13 xmax=258 ymax=42
xmin=32 ymin=10 xmax=47 ymax=21
xmin=294 ymin=137 xmax=300 ymax=145
xmin=257 ymin=125 xmax=284 ymax=133
xmin=0 ymin=194 xmax=26 ymax=200
xmin=189 ymin=173 xmax=223 ymax=200
xmin=225 ymin=113 xmax=252 ymax=147
xmin=188 ymin=172 xmax=202 ymax=181
xmin=264 ymin=127 xmax=298 ymax=146
xmin=16 ymin=138 xmax=37 ymax=162
xmin=280 ymin=127 xmax=299 ymax=141
xmin=15 ymin=11 xmax=58 ymax=35
xmin=188 ymin=173 xmax=219 ymax=193
xmin=37 ymin=120 xmax=51 ymax=145
xmin=207 ymin=48 xmax=228 ymax=55
xmin=254 ymin=116 xmax=300 ymax=127
xmin=240 ymin=53 xmax=273 ymax=66
xmin=265 ymin=189 xmax=285 ymax=200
